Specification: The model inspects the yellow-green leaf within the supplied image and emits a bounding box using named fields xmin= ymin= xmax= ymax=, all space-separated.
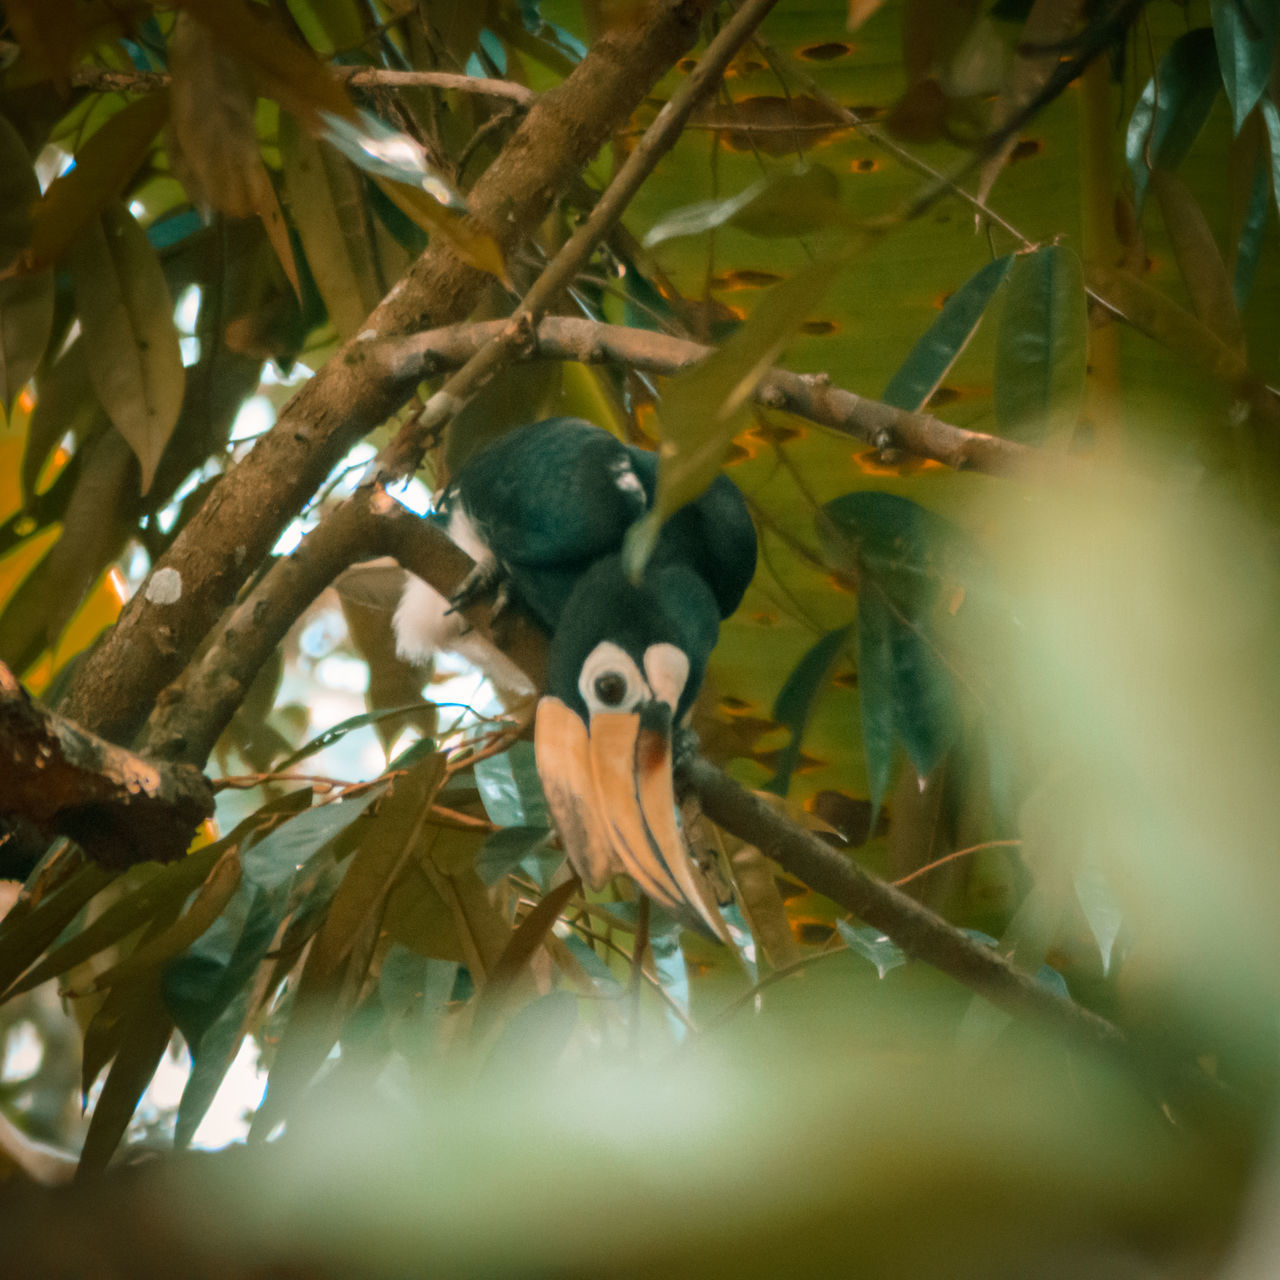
xmin=0 ymin=115 xmax=53 ymax=407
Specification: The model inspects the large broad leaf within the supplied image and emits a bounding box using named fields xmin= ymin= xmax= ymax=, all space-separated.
xmin=825 ymin=492 xmax=968 ymax=809
xmin=855 ymin=585 xmax=898 ymax=816
xmin=67 ymin=202 xmax=186 ymax=494
xmin=25 ymin=91 xmax=171 ymax=270
xmin=172 ymin=0 xmax=352 ymax=127
xmin=1260 ymin=96 xmax=1280 ymax=220
xmin=167 ymin=13 xmax=300 ymax=294
xmin=239 ymin=787 xmax=383 ymax=891
xmin=1211 ymin=0 xmax=1278 ymax=133
xmin=281 ymin=115 xmax=385 ymax=338
xmin=1229 ymin=124 xmax=1271 ymax=308
xmin=766 ymin=625 xmax=852 ymax=796
xmin=474 ymin=742 xmax=550 ymax=828
xmin=626 ymin=255 xmax=841 ymax=575
xmin=882 ymin=254 xmax=1014 ymax=412
xmin=1150 ymin=169 xmax=1244 ymax=353
xmin=643 ymin=164 xmax=844 ymax=246
xmin=0 ymin=116 xmax=52 ymax=409
xmin=1125 ymin=28 xmax=1221 ymax=209
xmin=993 ymin=245 xmax=1086 ymax=444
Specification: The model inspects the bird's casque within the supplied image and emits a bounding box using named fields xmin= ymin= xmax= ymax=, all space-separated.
xmin=393 ymin=417 xmax=757 ymax=940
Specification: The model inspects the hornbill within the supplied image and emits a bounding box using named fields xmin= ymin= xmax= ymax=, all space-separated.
xmin=394 ymin=417 xmax=757 ymax=941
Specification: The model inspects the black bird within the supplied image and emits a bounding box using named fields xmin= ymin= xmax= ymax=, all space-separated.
xmin=394 ymin=417 xmax=756 ymax=940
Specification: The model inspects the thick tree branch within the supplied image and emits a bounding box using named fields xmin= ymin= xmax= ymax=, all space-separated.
xmin=397 ymin=0 xmax=786 ymax=457
xmin=380 ymin=316 xmax=1039 ymax=476
xmin=0 ymin=664 xmax=213 ymax=869
xmin=683 ymin=755 xmax=1125 ymax=1054
xmin=61 ymin=0 xmax=706 ymax=745
xmin=140 ymin=488 xmax=545 ymax=767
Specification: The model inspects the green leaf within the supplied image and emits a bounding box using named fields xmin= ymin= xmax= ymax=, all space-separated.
xmin=856 ymin=589 xmax=896 ymax=814
xmin=1125 ymin=28 xmax=1221 ymax=209
xmin=886 ymin=605 xmax=956 ymax=780
xmin=89 ymin=850 xmax=242 ymax=993
xmin=826 ymin=492 xmax=970 ymax=806
xmin=1232 ymin=137 xmax=1271 ymax=308
xmin=239 ymin=787 xmax=382 ymax=891
xmin=643 ymin=164 xmax=843 ymax=246
xmin=994 ymin=246 xmax=1086 ymax=443
xmin=475 ymin=825 xmax=552 ymax=885
xmin=1260 ymin=95 xmax=1280 ymax=220
xmin=0 ymin=115 xmax=53 ymax=409
xmin=882 ymin=254 xmax=1014 ymax=412
xmin=472 ymin=876 xmax=580 ymax=1041
xmin=836 ymin=920 xmax=906 ymax=978
xmin=626 ymin=255 xmax=844 ymax=576
xmin=254 ymin=754 xmax=447 ymax=1131
xmin=173 ymin=985 xmax=251 ymax=1149
xmin=765 ymin=626 xmax=852 ymax=796
xmin=67 ymin=202 xmax=186 ymax=494
xmin=474 ymin=743 xmax=550 ymax=828
xmin=1212 ymin=0 xmax=1278 ymax=133
xmin=483 ymin=990 xmax=578 ymax=1075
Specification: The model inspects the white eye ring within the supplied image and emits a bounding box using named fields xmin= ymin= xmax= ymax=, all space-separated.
xmin=579 ymin=642 xmax=645 ymax=715
xmin=644 ymin=643 xmax=689 ymax=713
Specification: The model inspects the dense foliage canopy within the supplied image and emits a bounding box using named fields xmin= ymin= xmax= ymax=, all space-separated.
xmin=0 ymin=0 xmax=1278 ymax=1274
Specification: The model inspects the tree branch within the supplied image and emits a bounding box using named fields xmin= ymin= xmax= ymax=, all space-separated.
xmin=68 ymin=64 xmax=536 ymax=105
xmin=395 ymin=0 xmax=786 ymax=458
xmin=139 ymin=488 xmax=545 ymax=767
xmin=60 ymin=0 xmax=707 ymax=745
xmin=379 ymin=316 xmax=1039 ymax=476
xmin=0 ymin=664 xmax=213 ymax=869
xmin=682 ymin=755 xmax=1125 ymax=1054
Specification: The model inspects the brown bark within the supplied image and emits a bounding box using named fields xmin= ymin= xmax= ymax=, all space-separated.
xmin=61 ymin=0 xmax=705 ymax=745
xmin=0 ymin=663 xmax=213 ymax=868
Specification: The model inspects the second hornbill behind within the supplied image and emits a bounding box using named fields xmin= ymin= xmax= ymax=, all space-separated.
xmin=394 ymin=417 xmax=757 ymax=942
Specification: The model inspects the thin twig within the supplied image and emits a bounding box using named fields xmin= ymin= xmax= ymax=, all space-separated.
xmin=893 ymin=839 xmax=1023 ymax=888
xmin=384 ymin=0 xmax=788 ymax=469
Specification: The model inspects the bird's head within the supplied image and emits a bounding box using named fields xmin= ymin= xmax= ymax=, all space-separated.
xmin=533 ymin=556 xmax=729 ymax=940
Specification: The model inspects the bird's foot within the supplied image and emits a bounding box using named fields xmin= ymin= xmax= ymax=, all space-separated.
xmin=445 ymin=557 xmax=506 ymax=633
xmin=672 ymin=725 xmax=700 ymax=780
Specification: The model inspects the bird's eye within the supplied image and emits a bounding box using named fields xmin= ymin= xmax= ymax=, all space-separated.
xmin=579 ymin=642 xmax=644 ymax=715
xmin=594 ymin=671 xmax=628 ymax=706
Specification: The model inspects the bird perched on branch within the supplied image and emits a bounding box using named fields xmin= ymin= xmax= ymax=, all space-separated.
xmin=394 ymin=417 xmax=756 ymax=941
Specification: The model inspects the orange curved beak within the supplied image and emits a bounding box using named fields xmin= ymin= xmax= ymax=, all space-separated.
xmin=534 ymin=695 xmax=729 ymax=942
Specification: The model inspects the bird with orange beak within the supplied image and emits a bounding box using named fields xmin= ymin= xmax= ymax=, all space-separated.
xmin=394 ymin=418 xmax=756 ymax=941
